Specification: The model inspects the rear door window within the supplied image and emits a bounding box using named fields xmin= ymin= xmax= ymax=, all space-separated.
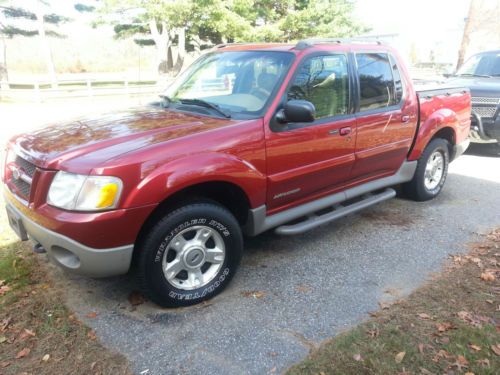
xmin=287 ymin=54 xmax=350 ymax=119
xmin=356 ymin=53 xmax=396 ymax=111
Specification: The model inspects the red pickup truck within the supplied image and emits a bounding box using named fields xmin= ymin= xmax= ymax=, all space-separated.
xmin=3 ymin=40 xmax=471 ymax=307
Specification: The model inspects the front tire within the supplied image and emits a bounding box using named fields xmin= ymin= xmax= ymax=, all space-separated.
xmin=137 ymin=202 xmax=243 ymax=307
xmin=403 ymin=138 xmax=450 ymax=201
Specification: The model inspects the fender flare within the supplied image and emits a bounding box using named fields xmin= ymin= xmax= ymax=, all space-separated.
xmin=122 ymin=152 xmax=266 ymax=209
xmin=408 ymin=108 xmax=458 ymax=161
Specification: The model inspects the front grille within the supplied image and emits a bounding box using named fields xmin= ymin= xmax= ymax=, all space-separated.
xmin=15 ymin=156 xmax=36 ymax=178
xmin=8 ymin=155 xmax=37 ymax=202
xmin=11 ymin=177 xmax=31 ymax=198
xmin=471 ymin=96 xmax=499 ymax=119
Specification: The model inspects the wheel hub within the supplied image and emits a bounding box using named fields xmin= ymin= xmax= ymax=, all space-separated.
xmin=424 ymin=150 xmax=444 ymax=190
xmin=162 ymin=225 xmax=226 ymax=291
xmin=183 ymin=247 xmax=206 ymax=268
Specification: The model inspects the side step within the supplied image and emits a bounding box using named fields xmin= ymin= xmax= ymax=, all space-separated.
xmin=274 ymin=188 xmax=396 ymax=235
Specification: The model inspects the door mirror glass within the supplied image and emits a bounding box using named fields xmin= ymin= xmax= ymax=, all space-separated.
xmin=276 ymin=100 xmax=316 ymax=123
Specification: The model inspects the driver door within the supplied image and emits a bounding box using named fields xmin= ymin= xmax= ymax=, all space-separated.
xmin=265 ymin=53 xmax=357 ymax=211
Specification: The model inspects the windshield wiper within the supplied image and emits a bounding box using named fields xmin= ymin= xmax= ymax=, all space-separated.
xmin=457 ymin=73 xmax=492 ymax=78
xmin=159 ymin=94 xmax=176 ymax=107
xmin=179 ymin=98 xmax=231 ymax=118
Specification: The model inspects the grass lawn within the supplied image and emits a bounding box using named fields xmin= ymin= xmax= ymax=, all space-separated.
xmin=0 ymin=204 xmax=131 ymax=374
xmin=287 ymin=229 xmax=500 ymax=375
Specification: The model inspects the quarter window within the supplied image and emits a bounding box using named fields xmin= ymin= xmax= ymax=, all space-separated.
xmin=356 ymin=53 xmax=397 ymax=111
xmin=287 ymin=54 xmax=349 ymax=119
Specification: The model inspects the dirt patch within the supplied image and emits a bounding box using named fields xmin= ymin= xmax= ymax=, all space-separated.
xmin=0 ymin=242 xmax=131 ymax=375
xmin=287 ymin=228 xmax=500 ymax=375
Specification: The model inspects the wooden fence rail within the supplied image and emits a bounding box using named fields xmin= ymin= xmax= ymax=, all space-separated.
xmin=0 ymin=78 xmax=166 ymax=102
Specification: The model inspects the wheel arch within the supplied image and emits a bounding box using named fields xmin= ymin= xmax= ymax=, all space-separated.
xmin=408 ymin=108 xmax=458 ymax=161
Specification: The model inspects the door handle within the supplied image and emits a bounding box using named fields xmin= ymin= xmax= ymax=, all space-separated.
xmin=401 ymin=115 xmax=410 ymax=123
xmin=339 ymin=127 xmax=352 ymax=136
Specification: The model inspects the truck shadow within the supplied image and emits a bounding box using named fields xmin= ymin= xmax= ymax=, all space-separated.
xmin=465 ymin=142 xmax=499 ymax=157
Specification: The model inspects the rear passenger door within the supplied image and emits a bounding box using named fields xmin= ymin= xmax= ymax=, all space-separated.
xmin=265 ymin=53 xmax=357 ymax=210
xmin=350 ymin=52 xmax=416 ymax=180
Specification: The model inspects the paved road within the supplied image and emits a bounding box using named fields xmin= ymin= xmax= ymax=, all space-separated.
xmin=44 ymin=145 xmax=500 ymax=375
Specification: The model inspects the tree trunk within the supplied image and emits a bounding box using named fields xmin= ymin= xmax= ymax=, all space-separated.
xmin=456 ymin=0 xmax=478 ymax=70
xmin=149 ymin=19 xmax=170 ymax=74
xmin=35 ymin=2 xmax=57 ymax=88
xmin=173 ymin=27 xmax=186 ymax=74
xmin=0 ymin=33 xmax=8 ymax=84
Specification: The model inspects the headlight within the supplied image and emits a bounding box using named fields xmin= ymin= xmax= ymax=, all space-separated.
xmin=47 ymin=171 xmax=123 ymax=211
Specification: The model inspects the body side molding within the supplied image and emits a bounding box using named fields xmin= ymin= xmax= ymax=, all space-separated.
xmin=243 ymin=160 xmax=417 ymax=236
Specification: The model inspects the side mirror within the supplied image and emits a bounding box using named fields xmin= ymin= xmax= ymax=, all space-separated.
xmin=276 ymin=100 xmax=315 ymax=124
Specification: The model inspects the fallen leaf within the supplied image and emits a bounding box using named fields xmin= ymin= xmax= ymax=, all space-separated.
xmin=468 ymin=343 xmax=481 ymax=352
xmin=464 ymin=372 xmax=475 ymax=375
xmin=241 ymin=290 xmax=265 ymax=299
xmin=85 ymin=312 xmax=98 ymax=319
xmin=367 ymin=329 xmax=379 ymax=338
xmin=476 ymin=358 xmax=490 ymax=367
xmin=0 ymin=361 xmax=10 ymax=368
xmin=128 ymin=291 xmax=145 ymax=306
xmin=395 ymin=351 xmax=406 ymax=363
xmin=0 ymin=336 xmax=6 ymax=343
xmin=19 ymin=329 xmax=36 ymax=340
xmin=90 ymin=362 xmax=97 ymax=370
xmin=379 ymin=301 xmax=391 ymax=310
xmin=294 ymin=285 xmax=311 ymax=293
xmin=418 ymin=343 xmax=425 ymax=354
xmin=436 ymin=322 xmax=454 ymax=332
xmin=480 ymin=272 xmax=495 ymax=281
xmin=419 ymin=368 xmax=435 ymax=375
xmin=452 ymin=355 xmax=469 ymax=371
xmin=42 ymin=354 xmax=50 ymax=362
xmin=268 ymin=366 xmax=276 ymax=374
xmin=491 ymin=344 xmax=500 ymax=356
xmin=439 ymin=336 xmax=450 ymax=344
xmin=87 ymin=330 xmax=97 ymax=341
xmin=432 ymin=349 xmax=451 ymax=362
xmin=486 ymin=299 xmax=494 ymax=304
xmin=0 ymin=285 xmax=11 ymax=296
xmin=16 ymin=348 xmax=30 ymax=359
xmin=418 ymin=313 xmax=431 ymax=320
xmin=353 ymin=353 xmax=362 ymax=361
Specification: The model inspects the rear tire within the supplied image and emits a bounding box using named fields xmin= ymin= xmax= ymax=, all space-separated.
xmin=403 ymin=138 xmax=450 ymax=201
xmin=137 ymin=202 xmax=243 ymax=307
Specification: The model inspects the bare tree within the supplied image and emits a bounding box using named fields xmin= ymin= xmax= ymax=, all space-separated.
xmin=456 ymin=0 xmax=500 ymax=70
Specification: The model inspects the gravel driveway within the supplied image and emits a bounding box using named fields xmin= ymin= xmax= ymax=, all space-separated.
xmin=42 ymin=145 xmax=500 ymax=375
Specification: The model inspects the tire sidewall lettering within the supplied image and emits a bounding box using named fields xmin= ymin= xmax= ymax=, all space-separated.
xmin=168 ymin=267 xmax=230 ymax=301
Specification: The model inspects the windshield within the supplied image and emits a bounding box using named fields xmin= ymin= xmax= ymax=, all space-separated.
xmin=456 ymin=52 xmax=500 ymax=77
xmin=164 ymin=51 xmax=294 ymax=119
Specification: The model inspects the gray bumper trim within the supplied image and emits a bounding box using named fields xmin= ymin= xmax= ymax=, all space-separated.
xmin=6 ymin=201 xmax=133 ymax=278
xmin=451 ymin=139 xmax=470 ymax=161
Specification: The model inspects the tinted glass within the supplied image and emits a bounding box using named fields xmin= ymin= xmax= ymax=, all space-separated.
xmin=165 ymin=51 xmax=294 ymax=118
xmin=288 ymin=54 xmax=349 ymax=119
xmin=356 ymin=53 xmax=396 ymax=111
xmin=456 ymin=52 xmax=500 ymax=76
xmin=390 ymin=55 xmax=403 ymax=103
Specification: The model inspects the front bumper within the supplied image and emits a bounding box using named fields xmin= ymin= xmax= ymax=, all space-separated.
xmin=470 ymin=113 xmax=500 ymax=143
xmin=6 ymin=200 xmax=134 ymax=278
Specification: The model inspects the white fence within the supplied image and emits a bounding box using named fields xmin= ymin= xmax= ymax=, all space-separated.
xmin=0 ymin=77 xmax=166 ymax=102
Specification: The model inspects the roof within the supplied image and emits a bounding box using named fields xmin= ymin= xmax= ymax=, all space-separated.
xmin=214 ymin=39 xmax=392 ymax=54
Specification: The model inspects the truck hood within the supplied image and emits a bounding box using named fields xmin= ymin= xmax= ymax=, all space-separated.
xmin=446 ymin=76 xmax=500 ymax=97
xmin=11 ymin=107 xmax=235 ymax=171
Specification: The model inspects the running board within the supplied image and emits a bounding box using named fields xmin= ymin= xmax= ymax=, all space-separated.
xmin=274 ymin=188 xmax=396 ymax=235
